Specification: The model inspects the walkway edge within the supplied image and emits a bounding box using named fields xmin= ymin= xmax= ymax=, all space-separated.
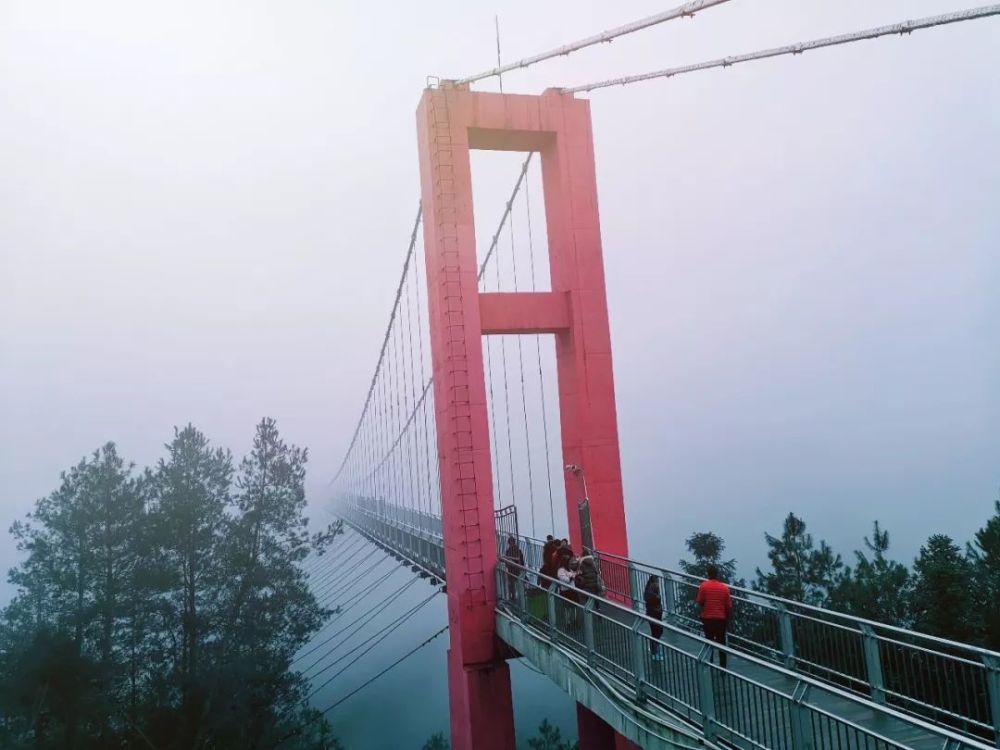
xmin=496 ymin=611 xmax=716 ymax=750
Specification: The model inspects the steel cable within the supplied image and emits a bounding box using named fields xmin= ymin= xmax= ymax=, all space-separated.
xmin=305 ymin=588 xmax=441 ymax=697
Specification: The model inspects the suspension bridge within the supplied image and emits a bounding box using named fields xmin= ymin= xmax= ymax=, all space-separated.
xmin=298 ymin=4 xmax=1000 ymax=748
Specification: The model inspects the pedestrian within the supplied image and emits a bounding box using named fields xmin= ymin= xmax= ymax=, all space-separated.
xmin=575 ymin=555 xmax=604 ymax=609
xmin=547 ymin=540 xmax=566 ymax=579
xmin=555 ymin=550 xmax=579 ymax=627
xmin=503 ymin=536 xmax=525 ymax=600
xmin=644 ymin=576 xmax=664 ymax=661
xmin=542 ymin=534 xmax=557 ymax=562
xmin=696 ymin=563 xmax=732 ymax=668
xmin=557 ymin=551 xmax=578 ymax=600
xmin=539 ymin=535 xmax=558 ymax=588
xmin=540 ymin=535 xmax=558 ymax=585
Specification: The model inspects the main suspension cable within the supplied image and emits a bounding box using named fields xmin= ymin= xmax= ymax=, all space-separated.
xmin=564 ymin=4 xmax=1000 ymax=93
xmin=457 ymin=0 xmax=736 ymax=85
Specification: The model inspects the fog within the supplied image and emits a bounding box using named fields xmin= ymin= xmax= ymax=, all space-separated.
xmin=1 ymin=1 xmax=997 ymax=746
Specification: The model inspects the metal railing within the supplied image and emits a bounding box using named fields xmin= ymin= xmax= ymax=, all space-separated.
xmin=497 ymin=559 xmax=995 ymax=750
xmin=586 ymin=545 xmax=1000 ymax=746
xmin=499 ymin=532 xmax=1000 ymax=746
xmin=338 ymin=499 xmax=1000 ymax=746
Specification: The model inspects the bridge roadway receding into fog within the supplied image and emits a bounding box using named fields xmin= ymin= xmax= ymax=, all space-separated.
xmin=332 ymin=500 xmax=1000 ymax=750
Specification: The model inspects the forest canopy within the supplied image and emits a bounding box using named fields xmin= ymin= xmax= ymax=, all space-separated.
xmin=0 ymin=419 xmax=342 ymax=750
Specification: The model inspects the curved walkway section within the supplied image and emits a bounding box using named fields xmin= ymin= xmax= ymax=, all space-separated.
xmin=337 ymin=500 xmax=1000 ymax=749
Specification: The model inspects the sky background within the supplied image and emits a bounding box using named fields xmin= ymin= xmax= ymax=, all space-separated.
xmin=1 ymin=1 xmax=998 ymax=747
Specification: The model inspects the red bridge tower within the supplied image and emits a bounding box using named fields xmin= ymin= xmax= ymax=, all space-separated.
xmin=416 ymin=83 xmax=632 ymax=750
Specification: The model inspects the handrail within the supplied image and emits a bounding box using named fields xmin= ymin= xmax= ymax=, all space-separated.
xmin=338 ymin=500 xmax=1000 ymax=745
xmin=503 ymin=529 xmax=1000 ymax=743
xmin=593 ymin=545 xmax=1000 ymax=659
xmin=497 ymin=559 xmax=995 ymax=750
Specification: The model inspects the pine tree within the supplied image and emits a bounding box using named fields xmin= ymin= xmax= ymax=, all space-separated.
xmin=754 ymin=513 xmax=843 ymax=606
xmin=679 ymin=531 xmax=738 ymax=582
xmin=910 ymin=534 xmax=972 ymax=641
xmin=3 ymin=443 xmax=143 ymax=746
xmin=200 ymin=417 xmax=330 ymax=747
xmin=527 ymin=719 xmax=579 ymax=750
xmin=828 ymin=521 xmax=912 ymax=626
xmin=149 ymin=424 xmax=233 ymax=737
xmin=421 ymin=731 xmax=450 ymax=749
xmin=967 ymin=498 xmax=1000 ymax=649
xmin=1 ymin=423 xmax=342 ymax=749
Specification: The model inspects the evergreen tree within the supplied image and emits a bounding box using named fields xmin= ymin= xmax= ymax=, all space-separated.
xmin=678 ymin=531 xmax=738 ymax=582
xmin=197 ymin=417 xmax=330 ymax=747
xmin=754 ymin=513 xmax=842 ymax=606
xmin=527 ymin=719 xmax=579 ymax=750
xmin=967 ymin=498 xmax=1000 ymax=649
xmin=3 ymin=443 xmax=142 ymax=745
xmin=828 ymin=521 xmax=912 ymax=626
xmin=0 ymin=422 xmax=341 ymax=750
xmin=149 ymin=424 xmax=233 ymax=739
xmin=421 ymin=731 xmax=450 ymax=749
xmin=910 ymin=534 xmax=973 ymax=641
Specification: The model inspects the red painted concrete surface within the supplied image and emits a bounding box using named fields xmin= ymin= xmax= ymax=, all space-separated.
xmin=416 ymin=83 xmax=630 ymax=750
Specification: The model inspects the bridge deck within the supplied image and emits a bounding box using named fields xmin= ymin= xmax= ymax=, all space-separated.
xmin=596 ymin=603 xmax=948 ymax=750
xmin=338 ymin=506 xmax=996 ymax=750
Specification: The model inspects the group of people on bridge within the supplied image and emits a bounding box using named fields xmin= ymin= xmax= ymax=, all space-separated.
xmin=501 ymin=536 xmax=734 ymax=668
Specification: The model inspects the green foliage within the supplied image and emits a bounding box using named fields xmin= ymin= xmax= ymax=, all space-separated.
xmin=0 ymin=420 xmax=342 ymax=750
xmin=967 ymin=498 xmax=1000 ymax=650
xmin=910 ymin=534 xmax=974 ymax=642
xmin=679 ymin=531 xmax=738 ymax=583
xmin=828 ymin=521 xmax=912 ymax=626
xmin=421 ymin=731 xmax=450 ymax=749
xmin=526 ymin=719 xmax=579 ymax=750
xmin=754 ymin=512 xmax=843 ymax=606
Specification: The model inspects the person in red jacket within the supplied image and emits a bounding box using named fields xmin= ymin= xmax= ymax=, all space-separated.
xmin=695 ymin=564 xmax=733 ymax=668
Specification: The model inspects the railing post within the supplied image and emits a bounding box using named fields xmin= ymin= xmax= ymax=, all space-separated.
xmin=777 ymin=603 xmax=795 ymax=668
xmin=516 ymin=572 xmax=527 ymax=613
xmin=583 ymin=599 xmax=596 ymax=667
xmin=630 ymin=618 xmax=648 ymax=703
xmin=697 ymin=645 xmax=717 ymax=742
xmin=546 ymin=588 xmax=558 ymax=635
xmin=860 ymin=624 xmax=886 ymax=705
xmin=628 ymin=562 xmax=642 ymax=611
xmin=788 ymin=682 xmax=813 ymax=750
xmin=984 ymin=653 xmax=1000 ymax=747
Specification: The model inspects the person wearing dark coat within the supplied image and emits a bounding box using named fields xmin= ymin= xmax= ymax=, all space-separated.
xmin=575 ymin=556 xmax=604 ymax=610
xmin=644 ymin=576 xmax=665 ymax=660
xmin=503 ymin=536 xmax=525 ymax=600
xmin=540 ymin=535 xmax=559 ymax=588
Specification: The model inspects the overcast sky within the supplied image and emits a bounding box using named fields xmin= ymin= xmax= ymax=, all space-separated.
xmin=0 ymin=0 xmax=1000 ymax=748
xmin=1 ymin=6 xmax=997 ymax=737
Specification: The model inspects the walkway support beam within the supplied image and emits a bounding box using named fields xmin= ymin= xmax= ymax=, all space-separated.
xmin=416 ymin=82 xmax=630 ymax=750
